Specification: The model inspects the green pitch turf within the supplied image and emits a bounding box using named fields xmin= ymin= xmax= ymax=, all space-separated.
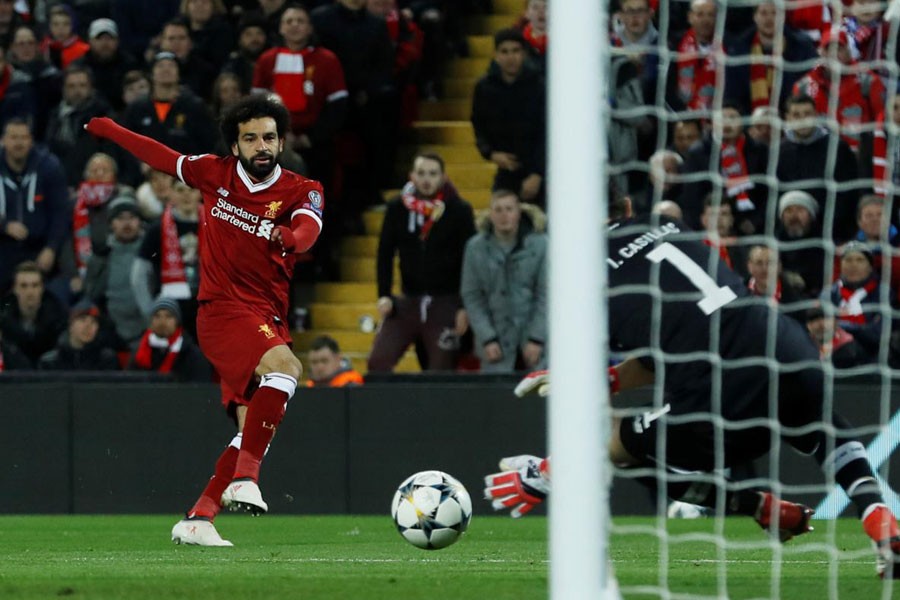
xmin=0 ymin=515 xmax=895 ymax=599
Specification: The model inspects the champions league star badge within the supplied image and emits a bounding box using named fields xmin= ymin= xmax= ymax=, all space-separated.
xmin=308 ymin=190 xmax=322 ymax=209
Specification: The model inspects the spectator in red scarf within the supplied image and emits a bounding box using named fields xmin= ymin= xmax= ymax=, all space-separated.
xmin=369 ymin=152 xmax=475 ymax=372
xmin=679 ymin=102 xmax=769 ymax=235
xmin=512 ymin=0 xmax=546 ymax=74
xmin=40 ymin=5 xmax=89 ymax=70
xmin=132 ymin=179 xmax=203 ymax=338
xmin=128 ymin=296 xmax=212 ymax=381
xmin=724 ymin=1 xmax=816 ymax=114
xmin=668 ymin=0 xmax=721 ymax=114
xmin=823 ymin=241 xmax=889 ymax=367
xmin=745 ymin=243 xmax=808 ymax=322
xmin=700 ymin=194 xmax=748 ymax=276
xmin=842 ymin=0 xmax=898 ymax=71
xmin=792 ymin=28 xmax=886 ymax=154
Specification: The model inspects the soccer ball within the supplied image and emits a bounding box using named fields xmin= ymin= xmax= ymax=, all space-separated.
xmin=391 ymin=470 xmax=473 ymax=550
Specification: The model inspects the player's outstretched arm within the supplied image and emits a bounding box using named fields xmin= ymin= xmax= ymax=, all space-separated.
xmin=484 ymin=455 xmax=550 ymax=518
xmin=84 ymin=117 xmax=181 ymax=176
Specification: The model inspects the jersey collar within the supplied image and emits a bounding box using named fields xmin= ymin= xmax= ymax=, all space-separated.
xmin=236 ymin=160 xmax=283 ymax=194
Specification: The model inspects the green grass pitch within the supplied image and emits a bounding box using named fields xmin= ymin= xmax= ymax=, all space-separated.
xmin=0 ymin=515 xmax=894 ymax=599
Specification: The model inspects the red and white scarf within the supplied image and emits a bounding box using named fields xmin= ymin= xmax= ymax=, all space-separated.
xmin=160 ymin=205 xmax=199 ymax=299
xmin=748 ymin=276 xmax=782 ymax=301
xmin=133 ymin=326 xmax=184 ymax=373
xmin=271 ymin=47 xmax=315 ymax=114
xmin=748 ymin=32 xmax=772 ymax=111
xmin=720 ymin=135 xmax=755 ymax=212
xmin=836 ymin=276 xmax=878 ymax=324
xmin=522 ymin=23 xmax=547 ymax=55
xmin=401 ymin=181 xmax=444 ymax=241
xmin=72 ymin=181 xmax=116 ymax=276
xmin=676 ymin=29 xmax=718 ymax=111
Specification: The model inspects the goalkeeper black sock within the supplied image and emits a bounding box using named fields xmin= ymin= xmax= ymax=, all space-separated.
xmin=630 ymin=471 xmax=759 ymax=515
xmin=814 ymin=413 xmax=885 ymax=518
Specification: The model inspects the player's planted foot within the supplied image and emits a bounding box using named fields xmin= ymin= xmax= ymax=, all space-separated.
xmin=862 ymin=504 xmax=900 ymax=578
xmin=753 ymin=492 xmax=814 ymax=542
xmin=171 ymin=518 xmax=233 ymax=546
xmin=221 ymin=478 xmax=268 ymax=515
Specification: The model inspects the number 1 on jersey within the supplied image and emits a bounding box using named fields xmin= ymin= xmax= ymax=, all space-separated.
xmin=645 ymin=242 xmax=737 ymax=315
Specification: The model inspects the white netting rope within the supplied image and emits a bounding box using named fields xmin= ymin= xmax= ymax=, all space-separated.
xmin=607 ymin=1 xmax=900 ymax=597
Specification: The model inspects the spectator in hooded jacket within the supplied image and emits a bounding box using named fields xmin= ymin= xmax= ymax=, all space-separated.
xmin=0 ymin=118 xmax=69 ymax=293
xmin=461 ymin=189 xmax=547 ymax=373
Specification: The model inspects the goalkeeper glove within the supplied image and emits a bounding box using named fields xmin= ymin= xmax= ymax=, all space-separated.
xmin=514 ymin=370 xmax=550 ymax=397
xmin=484 ymin=455 xmax=550 ymax=518
xmin=513 ymin=367 xmax=621 ymax=398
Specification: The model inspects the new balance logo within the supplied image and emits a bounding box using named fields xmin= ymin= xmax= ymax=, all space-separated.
xmin=217 ymin=187 xmax=230 ymax=197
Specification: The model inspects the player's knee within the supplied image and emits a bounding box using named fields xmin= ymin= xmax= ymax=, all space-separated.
xmin=257 ymin=350 xmax=303 ymax=382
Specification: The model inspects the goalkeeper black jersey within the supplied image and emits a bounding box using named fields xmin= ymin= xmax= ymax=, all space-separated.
xmin=606 ymin=214 xmax=819 ymax=418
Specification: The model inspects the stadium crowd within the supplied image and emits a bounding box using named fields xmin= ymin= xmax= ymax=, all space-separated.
xmin=2 ymin=0 xmax=900 ymax=379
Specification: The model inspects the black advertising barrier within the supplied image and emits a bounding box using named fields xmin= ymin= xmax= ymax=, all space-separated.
xmin=1 ymin=378 xmax=898 ymax=515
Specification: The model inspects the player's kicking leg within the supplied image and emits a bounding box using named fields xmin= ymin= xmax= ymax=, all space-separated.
xmin=223 ymin=345 xmax=301 ymax=515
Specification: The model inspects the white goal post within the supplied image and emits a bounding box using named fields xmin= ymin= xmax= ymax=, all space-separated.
xmin=547 ymin=0 xmax=613 ymax=598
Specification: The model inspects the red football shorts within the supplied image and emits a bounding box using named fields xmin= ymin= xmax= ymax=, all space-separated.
xmin=197 ymin=300 xmax=292 ymax=404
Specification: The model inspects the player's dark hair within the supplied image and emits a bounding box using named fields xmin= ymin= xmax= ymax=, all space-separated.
xmin=413 ymin=151 xmax=445 ymax=173
xmin=310 ymin=335 xmax=340 ymax=354
xmin=220 ymin=95 xmax=291 ymax=147
xmin=494 ymin=27 xmax=526 ymax=49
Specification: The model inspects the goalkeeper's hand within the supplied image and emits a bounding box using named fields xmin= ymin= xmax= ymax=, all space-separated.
xmin=514 ymin=370 xmax=550 ymax=397
xmin=484 ymin=455 xmax=550 ymax=518
xmin=513 ymin=367 xmax=621 ymax=398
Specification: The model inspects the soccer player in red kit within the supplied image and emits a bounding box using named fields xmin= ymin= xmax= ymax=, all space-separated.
xmin=85 ymin=95 xmax=323 ymax=546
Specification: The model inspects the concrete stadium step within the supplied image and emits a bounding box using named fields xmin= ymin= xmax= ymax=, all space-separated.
xmin=363 ymin=210 xmax=384 ymax=235
xmin=338 ymin=256 xmax=400 ymax=284
xmin=466 ymin=14 xmax=516 ymax=35
xmin=442 ymin=78 xmax=478 ymax=99
xmin=445 ymin=163 xmax=496 ymax=188
xmin=309 ymin=302 xmax=379 ymax=330
xmin=412 ymin=121 xmax=475 ymax=144
xmin=405 ymin=144 xmax=482 ymax=162
xmin=447 ymin=57 xmax=491 ymax=78
xmin=294 ymin=330 xmax=375 ymax=353
xmin=340 ymin=235 xmax=379 ymax=257
xmin=493 ymin=0 xmax=526 ymax=15
xmin=458 ymin=187 xmax=491 ymax=208
xmin=468 ymin=34 xmax=493 ymax=58
xmin=419 ymin=99 xmax=472 ymax=121
xmin=315 ymin=282 xmax=377 ymax=303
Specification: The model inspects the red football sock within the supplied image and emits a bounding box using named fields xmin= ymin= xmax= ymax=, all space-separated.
xmin=187 ymin=436 xmax=241 ymax=520
xmin=233 ymin=373 xmax=296 ymax=482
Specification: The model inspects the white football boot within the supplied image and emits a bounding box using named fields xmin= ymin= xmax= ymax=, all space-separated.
xmin=221 ymin=478 xmax=269 ymax=515
xmin=171 ymin=519 xmax=233 ymax=547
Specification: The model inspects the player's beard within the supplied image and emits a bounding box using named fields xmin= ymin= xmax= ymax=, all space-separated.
xmin=239 ymin=151 xmax=279 ymax=181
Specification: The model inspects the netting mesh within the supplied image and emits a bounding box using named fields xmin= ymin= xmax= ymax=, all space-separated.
xmin=605 ymin=1 xmax=900 ymax=597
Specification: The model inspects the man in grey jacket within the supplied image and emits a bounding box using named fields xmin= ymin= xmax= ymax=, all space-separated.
xmin=84 ymin=194 xmax=146 ymax=348
xmin=461 ymin=189 xmax=547 ymax=373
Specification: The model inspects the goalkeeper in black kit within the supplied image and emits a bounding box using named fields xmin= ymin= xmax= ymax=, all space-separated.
xmin=484 ymin=191 xmax=900 ymax=578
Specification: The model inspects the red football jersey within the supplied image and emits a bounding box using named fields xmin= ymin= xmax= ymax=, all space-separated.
xmin=176 ymin=154 xmax=323 ymax=318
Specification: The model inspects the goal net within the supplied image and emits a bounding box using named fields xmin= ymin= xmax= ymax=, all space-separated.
xmin=573 ymin=0 xmax=900 ymax=597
